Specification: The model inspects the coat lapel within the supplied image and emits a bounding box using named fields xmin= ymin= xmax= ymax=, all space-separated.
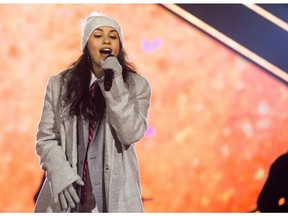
xmin=60 ymin=104 xmax=78 ymax=170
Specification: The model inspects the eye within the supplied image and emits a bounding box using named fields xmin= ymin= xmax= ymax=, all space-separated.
xmin=94 ymin=35 xmax=102 ymax=38
xmin=109 ymin=35 xmax=118 ymax=40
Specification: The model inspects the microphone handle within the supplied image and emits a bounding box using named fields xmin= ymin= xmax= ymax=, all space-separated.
xmin=104 ymin=69 xmax=113 ymax=91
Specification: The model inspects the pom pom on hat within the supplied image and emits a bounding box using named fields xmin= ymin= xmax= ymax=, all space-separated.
xmin=81 ymin=12 xmax=123 ymax=51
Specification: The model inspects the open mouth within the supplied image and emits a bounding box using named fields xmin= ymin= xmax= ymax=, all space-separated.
xmin=99 ymin=48 xmax=112 ymax=55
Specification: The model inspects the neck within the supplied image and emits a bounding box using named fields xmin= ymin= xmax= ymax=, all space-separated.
xmin=91 ymin=64 xmax=104 ymax=79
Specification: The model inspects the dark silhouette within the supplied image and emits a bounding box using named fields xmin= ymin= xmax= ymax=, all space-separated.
xmin=257 ymin=152 xmax=288 ymax=212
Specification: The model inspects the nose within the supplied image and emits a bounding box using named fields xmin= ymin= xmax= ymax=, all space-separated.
xmin=102 ymin=36 xmax=111 ymax=45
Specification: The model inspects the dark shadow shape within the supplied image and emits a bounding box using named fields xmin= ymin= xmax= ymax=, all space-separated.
xmin=257 ymin=152 xmax=288 ymax=212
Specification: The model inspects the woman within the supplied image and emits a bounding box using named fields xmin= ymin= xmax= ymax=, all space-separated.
xmin=34 ymin=12 xmax=151 ymax=212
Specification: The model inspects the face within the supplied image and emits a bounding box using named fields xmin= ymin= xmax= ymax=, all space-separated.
xmin=87 ymin=26 xmax=120 ymax=72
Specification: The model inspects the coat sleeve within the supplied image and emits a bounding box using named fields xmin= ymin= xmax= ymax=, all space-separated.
xmin=99 ymin=73 xmax=151 ymax=145
xmin=35 ymin=76 xmax=81 ymax=198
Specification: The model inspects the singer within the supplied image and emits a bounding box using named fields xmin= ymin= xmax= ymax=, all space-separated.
xmin=34 ymin=12 xmax=151 ymax=213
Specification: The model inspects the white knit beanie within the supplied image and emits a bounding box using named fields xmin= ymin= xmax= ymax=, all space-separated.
xmin=81 ymin=12 xmax=123 ymax=51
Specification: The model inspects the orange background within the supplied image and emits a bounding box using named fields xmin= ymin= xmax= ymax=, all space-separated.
xmin=1 ymin=4 xmax=288 ymax=212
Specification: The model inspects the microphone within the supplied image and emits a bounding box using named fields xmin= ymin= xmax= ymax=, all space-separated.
xmin=100 ymin=49 xmax=113 ymax=91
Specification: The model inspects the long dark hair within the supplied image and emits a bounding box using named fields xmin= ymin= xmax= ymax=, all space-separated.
xmin=61 ymin=45 xmax=136 ymax=122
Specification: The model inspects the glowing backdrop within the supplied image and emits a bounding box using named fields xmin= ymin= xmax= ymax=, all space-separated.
xmin=0 ymin=4 xmax=288 ymax=212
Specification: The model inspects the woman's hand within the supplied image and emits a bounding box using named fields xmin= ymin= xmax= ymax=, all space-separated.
xmin=54 ymin=179 xmax=84 ymax=211
xmin=100 ymin=56 xmax=122 ymax=78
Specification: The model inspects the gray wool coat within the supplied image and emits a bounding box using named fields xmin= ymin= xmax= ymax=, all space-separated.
xmin=34 ymin=70 xmax=151 ymax=212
